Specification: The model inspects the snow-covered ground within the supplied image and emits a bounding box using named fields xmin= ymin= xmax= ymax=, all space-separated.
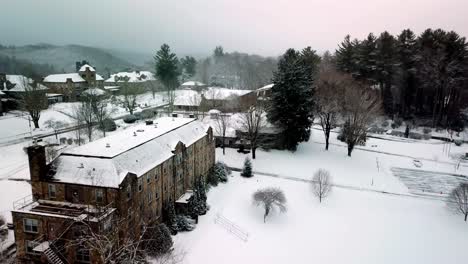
xmin=175 ymin=173 xmax=468 ymax=264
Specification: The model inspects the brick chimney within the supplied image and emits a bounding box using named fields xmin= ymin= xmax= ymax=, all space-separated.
xmin=27 ymin=144 xmax=47 ymax=182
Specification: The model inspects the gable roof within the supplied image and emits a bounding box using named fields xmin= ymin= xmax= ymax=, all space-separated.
xmin=203 ymin=87 xmax=252 ymax=100
xmin=43 ymin=73 xmax=86 ymax=83
xmin=5 ymin=75 xmax=48 ymax=92
xmin=79 ymin=64 xmax=96 ymax=72
xmin=52 ymin=117 xmax=210 ymax=188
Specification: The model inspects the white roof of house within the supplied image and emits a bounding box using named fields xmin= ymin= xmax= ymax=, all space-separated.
xmin=105 ymin=71 xmax=156 ymax=83
xmin=52 ymin=117 xmax=210 ymax=188
xmin=104 ymin=86 xmax=120 ymax=91
xmin=83 ymin=88 xmax=106 ymax=96
xmin=96 ymin=74 xmax=104 ymax=81
xmin=43 ymin=73 xmax=86 ymax=83
xmin=174 ymin=90 xmax=202 ymax=106
xmin=79 ymin=64 xmax=96 ymax=72
xmin=258 ymin=84 xmax=274 ymax=91
xmin=5 ymin=75 xmax=48 ymax=92
xmin=203 ymin=87 xmax=252 ymax=100
xmin=181 ymin=81 xmax=205 ymax=87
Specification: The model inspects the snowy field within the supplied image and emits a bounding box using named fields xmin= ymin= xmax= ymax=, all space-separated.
xmin=175 ymin=173 xmax=468 ymax=264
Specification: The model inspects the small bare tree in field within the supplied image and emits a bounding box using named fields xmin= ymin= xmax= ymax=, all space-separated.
xmin=240 ymin=106 xmax=265 ymax=159
xmin=342 ymin=82 xmax=381 ymax=156
xmin=215 ymin=113 xmax=230 ymax=155
xmin=19 ymin=77 xmax=47 ymax=129
xmin=312 ymin=169 xmax=332 ymax=203
xmin=316 ymin=61 xmax=350 ymax=150
xmin=253 ymin=188 xmax=287 ymax=223
xmin=448 ymin=183 xmax=468 ymax=222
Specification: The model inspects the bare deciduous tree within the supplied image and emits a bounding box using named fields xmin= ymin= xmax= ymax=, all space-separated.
xmin=240 ymin=106 xmax=265 ymax=159
xmin=316 ymin=61 xmax=349 ymax=150
xmin=253 ymin=187 xmax=287 ymax=223
xmin=119 ymin=81 xmax=143 ymax=115
xmin=312 ymin=169 xmax=332 ymax=203
xmin=85 ymin=91 xmax=111 ymax=137
xmin=342 ymin=83 xmax=382 ymax=156
xmin=74 ymin=100 xmax=95 ymax=142
xmin=448 ymin=183 xmax=468 ymax=222
xmin=20 ymin=77 xmax=47 ymax=129
xmin=215 ymin=113 xmax=230 ymax=155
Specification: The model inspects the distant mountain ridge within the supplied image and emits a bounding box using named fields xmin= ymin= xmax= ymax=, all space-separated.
xmin=0 ymin=43 xmax=153 ymax=76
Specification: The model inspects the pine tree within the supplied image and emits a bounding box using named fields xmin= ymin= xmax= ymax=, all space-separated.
xmin=336 ymin=35 xmax=360 ymax=75
xmin=164 ymin=202 xmax=179 ymax=234
xmin=267 ymin=48 xmax=315 ymax=151
xmin=375 ymin=31 xmax=397 ymax=116
xmin=395 ymin=29 xmax=417 ymax=118
xmin=356 ymin=33 xmax=378 ymax=82
xmin=143 ymin=223 xmax=173 ymax=257
xmin=241 ymin=157 xmax=253 ymax=177
xmin=154 ymin=44 xmax=180 ymax=111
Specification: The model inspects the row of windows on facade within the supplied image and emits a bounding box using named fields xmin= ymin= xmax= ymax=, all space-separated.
xmin=47 ymin=184 xmax=105 ymax=203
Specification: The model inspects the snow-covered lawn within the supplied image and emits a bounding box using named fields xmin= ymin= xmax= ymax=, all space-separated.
xmin=175 ymin=173 xmax=468 ymax=264
xmin=0 ymin=180 xmax=31 ymax=223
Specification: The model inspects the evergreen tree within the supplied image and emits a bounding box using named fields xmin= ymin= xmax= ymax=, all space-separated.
xmin=301 ymin=46 xmax=321 ymax=76
xmin=335 ymin=35 xmax=359 ymax=75
xmin=356 ymin=33 xmax=378 ymax=82
xmin=395 ymin=29 xmax=418 ymax=118
xmin=164 ymin=202 xmax=179 ymax=234
xmin=180 ymin=56 xmax=197 ymax=79
xmin=267 ymin=48 xmax=315 ymax=151
xmin=376 ymin=31 xmax=397 ymax=116
xmin=241 ymin=157 xmax=253 ymax=177
xmin=154 ymin=44 xmax=180 ymax=110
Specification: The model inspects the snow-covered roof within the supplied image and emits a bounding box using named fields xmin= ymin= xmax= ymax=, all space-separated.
xmin=82 ymin=88 xmax=106 ymax=96
xmin=104 ymin=86 xmax=120 ymax=91
xmin=257 ymin=84 xmax=273 ymax=91
xmin=105 ymin=71 xmax=156 ymax=83
xmin=208 ymin=109 xmax=221 ymax=114
xmin=181 ymin=81 xmax=206 ymax=87
xmin=0 ymin=90 xmax=4 ymax=95
xmin=176 ymin=190 xmax=194 ymax=204
xmin=5 ymin=75 xmax=48 ymax=92
xmin=52 ymin=117 xmax=210 ymax=188
xmin=79 ymin=64 xmax=95 ymax=72
xmin=43 ymin=73 xmax=86 ymax=83
xmin=174 ymin=90 xmax=202 ymax=106
xmin=46 ymin=93 xmax=62 ymax=97
xmin=203 ymin=87 xmax=252 ymax=100
xmin=96 ymin=74 xmax=104 ymax=81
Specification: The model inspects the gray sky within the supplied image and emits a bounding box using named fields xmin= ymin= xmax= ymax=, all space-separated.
xmin=1 ymin=0 xmax=467 ymax=56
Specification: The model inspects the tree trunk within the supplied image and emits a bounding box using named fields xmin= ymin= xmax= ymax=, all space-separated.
xmin=347 ymin=144 xmax=354 ymax=157
xmin=465 ymin=212 xmax=467 ymax=222
xmin=325 ymin=129 xmax=330 ymax=151
xmin=252 ymin=147 xmax=256 ymax=159
xmin=33 ymin=118 xmax=40 ymax=129
xmin=222 ymin=136 xmax=225 ymax=155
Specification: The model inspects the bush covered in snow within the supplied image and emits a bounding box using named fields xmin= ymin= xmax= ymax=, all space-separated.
xmin=143 ymin=223 xmax=174 ymax=257
xmin=123 ymin=114 xmax=138 ymax=123
xmin=102 ymin=118 xmax=117 ymax=132
xmin=176 ymin=215 xmax=196 ymax=231
xmin=454 ymin=139 xmax=463 ymax=146
xmin=253 ymin=187 xmax=287 ymax=223
xmin=423 ymin=127 xmax=432 ymax=134
xmin=241 ymin=157 xmax=253 ymax=177
xmin=207 ymin=161 xmax=229 ymax=185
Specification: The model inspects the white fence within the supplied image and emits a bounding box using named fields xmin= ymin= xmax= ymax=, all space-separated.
xmin=214 ymin=213 xmax=249 ymax=242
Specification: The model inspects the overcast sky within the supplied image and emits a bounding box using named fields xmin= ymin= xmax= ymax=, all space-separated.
xmin=1 ymin=0 xmax=467 ymax=56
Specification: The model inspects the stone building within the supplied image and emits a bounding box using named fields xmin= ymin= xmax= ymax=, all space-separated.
xmin=43 ymin=62 xmax=104 ymax=101
xmin=11 ymin=117 xmax=215 ymax=263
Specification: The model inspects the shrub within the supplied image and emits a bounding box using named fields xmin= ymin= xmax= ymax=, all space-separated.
xmin=409 ymin=132 xmax=423 ymax=140
xmin=454 ymin=139 xmax=463 ymax=146
xmin=423 ymin=128 xmax=432 ymax=134
xmin=123 ymin=114 xmax=138 ymax=124
xmin=381 ymin=121 xmax=389 ymax=127
xmin=423 ymin=134 xmax=432 ymax=140
xmin=391 ymin=123 xmax=397 ymax=129
xmin=241 ymin=157 xmax=253 ymax=177
xmin=394 ymin=118 xmax=403 ymax=127
xmin=102 ymin=118 xmax=117 ymax=132
xmin=176 ymin=215 xmax=196 ymax=231
xmin=143 ymin=223 xmax=173 ymax=257
xmin=207 ymin=162 xmax=229 ymax=185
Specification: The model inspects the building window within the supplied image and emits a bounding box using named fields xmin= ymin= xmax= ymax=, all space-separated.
xmin=23 ymin=219 xmax=38 ymax=233
xmin=138 ymin=178 xmax=142 ymax=192
xmin=148 ymin=192 xmax=153 ymax=204
xmin=155 ymin=172 xmax=159 ymax=181
xmin=48 ymin=184 xmax=56 ymax=198
xmin=155 ymin=191 xmax=159 ymax=200
xmin=95 ymin=189 xmax=104 ymax=203
xmin=76 ymin=248 xmax=91 ymax=263
xmin=25 ymin=240 xmax=40 ymax=254
xmin=146 ymin=174 xmax=151 ymax=184
xmin=126 ymin=185 xmax=131 ymax=200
